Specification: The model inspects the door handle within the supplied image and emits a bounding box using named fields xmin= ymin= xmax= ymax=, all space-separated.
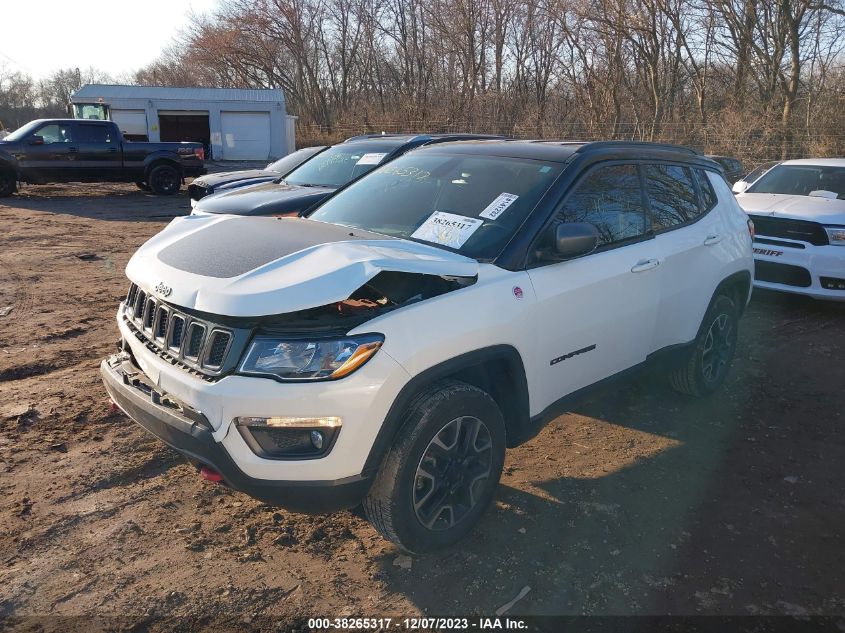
xmin=68 ymin=147 xmax=78 ymax=153
xmin=704 ymin=234 xmax=722 ymax=245
xmin=107 ymin=147 xmax=118 ymax=153
xmin=631 ymin=258 xmax=660 ymax=273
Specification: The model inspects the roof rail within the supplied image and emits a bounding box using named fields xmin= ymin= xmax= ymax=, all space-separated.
xmin=342 ymin=133 xmax=415 ymax=142
xmin=575 ymin=140 xmax=702 ymax=155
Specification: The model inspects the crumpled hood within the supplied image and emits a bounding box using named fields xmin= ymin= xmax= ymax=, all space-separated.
xmin=126 ymin=215 xmax=478 ymax=317
xmin=194 ymin=180 xmax=334 ymax=216
xmin=737 ymin=193 xmax=845 ymax=224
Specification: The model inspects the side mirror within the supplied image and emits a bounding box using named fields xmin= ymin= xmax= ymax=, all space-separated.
xmin=538 ymin=222 xmax=600 ymax=261
xmin=732 ymin=180 xmax=748 ymax=194
xmin=29 ymin=135 xmax=45 ymax=146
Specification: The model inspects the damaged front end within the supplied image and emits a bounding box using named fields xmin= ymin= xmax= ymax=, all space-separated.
xmin=264 ymin=270 xmax=476 ymax=331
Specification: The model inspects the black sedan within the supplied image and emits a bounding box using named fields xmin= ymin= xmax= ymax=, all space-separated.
xmin=191 ymin=133 xmax=504 ymax=217
xmin=188 ymin=145 xmax=327 ymax=206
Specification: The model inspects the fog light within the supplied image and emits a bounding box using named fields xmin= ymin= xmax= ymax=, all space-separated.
xmin=310 ymin=430 xmax=324 ymax=450
xmin=234 ymin=416 xmax=341 ymax=459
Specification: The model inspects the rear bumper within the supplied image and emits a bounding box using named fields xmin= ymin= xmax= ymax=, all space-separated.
xmin=100 ymin=353 xmax=371 ymax=513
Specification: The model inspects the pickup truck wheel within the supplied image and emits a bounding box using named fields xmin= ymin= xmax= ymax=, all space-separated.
xmin=0 ymin=169 xmax=16 ymax=197
xmin=669 ymin=294 xmax=739 ymax=397
xmin=134 ymin=181 xmax=151 ymax=192
xmin=363 ymin=380 xmax=505 ymax=553
xmin=147 ymin=165 xmax=181 ymax=195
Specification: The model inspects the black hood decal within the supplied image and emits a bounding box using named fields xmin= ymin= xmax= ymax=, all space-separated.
xmin=157 ymin=218 xmax=390 ymax=278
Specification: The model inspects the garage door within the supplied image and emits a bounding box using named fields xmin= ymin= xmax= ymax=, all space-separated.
xmin=110 ymin=109 xmax=148 ymax=138
xmin=220 ymin=111 xmax=271 ymax=160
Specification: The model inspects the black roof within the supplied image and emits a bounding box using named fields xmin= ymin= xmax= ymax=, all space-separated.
xmin=342 ymin=132 xmax=505 ymax=145
xmin=412 ymin=139 xmax=707 ymax=164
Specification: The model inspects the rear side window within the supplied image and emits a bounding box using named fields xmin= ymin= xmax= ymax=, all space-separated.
xmin=644 ymin=164 xmax=700 ymax=231
xmin=557 ymin=164 xmax=647 ymax=247
xmin=695 ymin=169 xmax=718 ymax=211
xmin=76 ymin=124 xmax=113 ymax=144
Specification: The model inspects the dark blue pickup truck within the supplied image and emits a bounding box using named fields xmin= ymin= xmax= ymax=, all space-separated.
xmin=0 ymin=119 xmax=206 ymax=196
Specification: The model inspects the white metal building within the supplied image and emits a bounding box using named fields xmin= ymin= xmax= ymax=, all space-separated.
xmin=70 ymin=85 xmax=295 ymax=160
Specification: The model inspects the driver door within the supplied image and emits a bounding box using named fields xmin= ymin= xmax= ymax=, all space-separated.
xmin=18 ymin=122 xmax=78 ymax=182
xmin=526 ymin=162 xmax=662 ymax=412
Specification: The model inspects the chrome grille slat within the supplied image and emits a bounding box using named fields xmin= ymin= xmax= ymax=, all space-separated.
xmin=122 ymin=282 xmax=236 ymax=378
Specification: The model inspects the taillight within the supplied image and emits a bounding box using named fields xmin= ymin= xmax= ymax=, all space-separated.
xmin=194 ymin=147 xmax=205 ymax=161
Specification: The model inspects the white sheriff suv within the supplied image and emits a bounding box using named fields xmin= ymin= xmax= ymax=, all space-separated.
xmin=734 ymin=158 xmax=845 ymax=300
xmin=102 ymin=140 xmax=753 ymax=552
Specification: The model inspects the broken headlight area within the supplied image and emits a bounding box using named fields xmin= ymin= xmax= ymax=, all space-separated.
xmin=238 ymin=334 xmax=384 ymax=381
xmin=234 ymin=416 xmax=341 ymax=459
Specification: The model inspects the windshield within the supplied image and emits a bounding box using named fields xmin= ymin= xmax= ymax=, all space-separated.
xmin=268 ymin=146 xmax=325 ymax=175
xmin=308 ymin=152 xmax=564 ymax=260
xmin=3 ymin=121 xmax=41 ymax=142
xmin=748 ymin=164 xmax=845 ymax=199
xmin=283 ymin=142 xmax=398 ymax=188
xmin=743 ymin=161 xmax=779 ymax=184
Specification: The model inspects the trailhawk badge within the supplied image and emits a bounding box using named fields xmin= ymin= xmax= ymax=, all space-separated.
xmin=155 ymin=282 xmax=173 ymax=297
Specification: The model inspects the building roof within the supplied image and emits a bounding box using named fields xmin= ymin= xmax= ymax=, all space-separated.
xmin=71 ymin=84 xmax=285 ymax=104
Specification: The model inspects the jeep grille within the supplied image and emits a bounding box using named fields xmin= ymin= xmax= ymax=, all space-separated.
xmin=123 ymin=282 xmax=239 ymax=378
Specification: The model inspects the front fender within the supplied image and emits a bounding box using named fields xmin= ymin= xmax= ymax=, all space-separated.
xmin=0 ymin=148 xmax=20 ymax=176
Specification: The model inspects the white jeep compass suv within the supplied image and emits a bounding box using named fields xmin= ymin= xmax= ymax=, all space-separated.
xmin=101 ymin=140 xmax=754 ymax=552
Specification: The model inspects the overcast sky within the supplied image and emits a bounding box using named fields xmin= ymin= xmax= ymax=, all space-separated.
xmin=0 ymin=0 xmax=219 ymax=79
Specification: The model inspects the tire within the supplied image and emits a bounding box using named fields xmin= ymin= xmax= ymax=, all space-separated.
xmin=146 ymin=164 xmax=182 ymax=195
xmin=134 ymin=180 xmax=151 ymax=192
xmin=0 ymin=169 xmax=17 ymax=197
xmin=669 ymin=293 xmax=739 ymax=397
xmin=364 ymin=380 xmax=506 ymax=553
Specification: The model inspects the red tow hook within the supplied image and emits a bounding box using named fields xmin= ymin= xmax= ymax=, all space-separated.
xmin=200 ymin=466 xmax=224 ymax=483
xmin=109 ymin=400 xmax=121 ymax=413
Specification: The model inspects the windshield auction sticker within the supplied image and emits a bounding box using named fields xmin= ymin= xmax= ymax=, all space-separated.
xmin=411 ymin=211 xmax=483 ymax=249
xmin=356 ymin=152 xmax=388 ymax=165
xmin=479 ymin=192 xmax=519 ymax=220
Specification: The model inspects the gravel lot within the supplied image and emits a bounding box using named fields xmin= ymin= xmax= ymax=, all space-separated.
xmin=0 ymin=181 xmax=843 ymax=629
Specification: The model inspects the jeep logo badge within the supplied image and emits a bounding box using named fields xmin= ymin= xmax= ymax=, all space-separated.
xmin=155 ymin=282 xmax=172 ymax=297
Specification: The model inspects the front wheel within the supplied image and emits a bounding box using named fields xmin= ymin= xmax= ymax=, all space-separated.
xmin=0 ymin=169 xmax=17 ymax=197
xmin=364 ymin=380 xmax=506 ymax=553
xmin=669 ymin=293 xmax=739 ymax=397
xmin=147 ymin=165 xmax=182 ymax=195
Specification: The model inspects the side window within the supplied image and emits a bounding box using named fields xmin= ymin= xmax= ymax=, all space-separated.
xmin=77 ymin=124 xmax=113 ymax=144
xmin=694 ymin=169 xmax=717 ymax=211
xmin=35 ymin=123 xmax=73 ymax=145
xmin=644 ymin=164 xmax=700 ymax=231
xmin=557 ymin=164 xmax=647 ymax=247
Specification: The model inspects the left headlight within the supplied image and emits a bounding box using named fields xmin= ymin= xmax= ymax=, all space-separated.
xmin=824 ymin=226 xmax=845 ymax=246
xmin=238 ymin=333 xmax=384 ymax=381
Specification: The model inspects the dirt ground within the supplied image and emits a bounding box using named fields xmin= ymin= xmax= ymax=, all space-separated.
xmin=0 ymin=181 xmax=843 ymax=630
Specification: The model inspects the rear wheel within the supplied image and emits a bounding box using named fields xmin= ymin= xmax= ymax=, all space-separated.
xmin=0 ymin=169 xmax=16 ymax=197
xmin=364 ymin=380 xmax=506 ymax=553
xmin=669 ymin=293 xmax=739 ymax=397
xmin=147 ymin=164 xmax=182 ymax=195
xmin=134 ymin=180 xmax=151 ymax=192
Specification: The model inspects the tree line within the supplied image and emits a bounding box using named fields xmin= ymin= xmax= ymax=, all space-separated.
xmin=0 ymin=66 xmax=113 ymax=131
xmin=134 ymin=0 xmax=845 ymax=162
xmin=3 ymin=0 xmax=845 ymax=163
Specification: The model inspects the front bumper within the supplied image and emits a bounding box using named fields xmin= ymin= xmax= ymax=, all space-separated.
xmin=101 ymin=353 xmax=371 ymax=513
xmin=752 ymin=239 xmax=845 ymax=301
